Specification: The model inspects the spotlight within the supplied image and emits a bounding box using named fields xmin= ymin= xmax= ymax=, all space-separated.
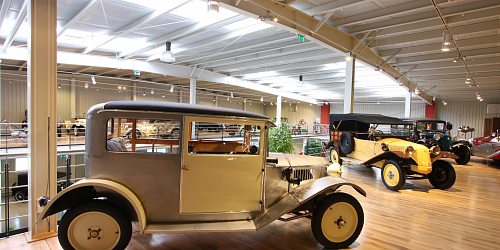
xmin=230 ymin=92 xmax=233 ymax=98
xmin=298 ymin=75 xmax=304 ymax=86
xmin=151 ymin=89 xmax=154 ymax=94
xmin=85 ymin=83 xmax=89 ymax=89
xmin=227 ymin=96 xmax=229 ymax=101
xmin=442 ymin=101 xmax=447 ymax=105
xmin=207 ymin=0 xmax=220 ymax=13
xmin=273 ymin=16 xmax=278 ymax=22
xmin=170 ymin=85 xmax=174 ymax=92
xmin=453 ymin=58 xmax=458 ymax=62
xmin=91 ymin=75 xmax=96 ymax=84
xmin=162 ymin=94 xmax=165 ymax=98
xmin=345 ymin=51 xmax=353 ymax=61
xmin=441 ymin=32 xmax=452 ymax=52
xmin=415 ymin=88 xmax=420 ymax=95
xmin=58 ymin=84 xmax=61 ymax=89
xmin=123 ymin=86 xmax=126 ymax=90
xmin=143 ymin=91 xmax=146 ymax=96
xmin=261 ymin=96 xmax=263 ymax=102
xmin=118 ymin=86 xmax=122 ymax=90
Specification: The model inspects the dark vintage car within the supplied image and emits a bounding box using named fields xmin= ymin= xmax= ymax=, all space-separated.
xmin=36 ymin=101 xmax=366 ymax=250
xmin=324 ymin=113 xmax=456 ymax=191
xmin=401 ymin=118 xmax=471 ymax=165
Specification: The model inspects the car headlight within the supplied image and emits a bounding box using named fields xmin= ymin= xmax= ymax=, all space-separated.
xmin=430 ymin=145 xmax=441 ymax=156
xmin=381 ymin=143 xmax=389 ymax=151
xmin=405 ymin=146 xmax=415 ymax=156
xmin=433 ymin=134 xmax=441 ymax=141
xmin=38 ymin=196 xmax=50 ymax=207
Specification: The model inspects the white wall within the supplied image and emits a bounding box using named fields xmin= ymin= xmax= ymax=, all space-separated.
xmin=436 ymin=101 xmax=500 ymax=139
xmin=329 ymin=103 xmax=426 ymax=118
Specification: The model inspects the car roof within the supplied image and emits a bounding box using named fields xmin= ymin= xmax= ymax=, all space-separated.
xmin=103 ymin=101 xmax=269 ymax=120
xmin=400 ymin=117 xmax=447 ymax=123
xmin=329 ymin=113 xmax=412 ymax=125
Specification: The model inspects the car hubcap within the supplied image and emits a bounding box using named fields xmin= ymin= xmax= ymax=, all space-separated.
xmin=68 ymin=212 xmax=121 ymax=250
xmin=383 ymin=164 xmax=400 ymax=187
xmin=322 ymin=202 xmax=358 ymax=243
xmin=331 ymin=149 xmax=338 ymax=163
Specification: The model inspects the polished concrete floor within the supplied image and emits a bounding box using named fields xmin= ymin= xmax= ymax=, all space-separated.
xmin=1 ymin=156 xmax=499 ymax=250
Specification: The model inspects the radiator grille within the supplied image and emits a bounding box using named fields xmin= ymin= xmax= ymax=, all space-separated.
xmin=293 ymin=169 xmax=313 ymax=181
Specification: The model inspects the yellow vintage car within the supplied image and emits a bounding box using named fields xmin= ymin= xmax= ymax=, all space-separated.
xmin=325 ymin=113 xmax=456 ymax=191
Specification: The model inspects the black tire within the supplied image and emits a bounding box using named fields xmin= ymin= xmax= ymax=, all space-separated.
xmin=381 ymin=160 xmax=406 ymax=191
xmin=170 ymin=128 xmax=180 ymax=139
xmin=14 ymin=189 xmax=27 ymax=201
xmin=311 ymin=193 xmax=364 ymax=249
xmin=327 ymin=146 xmax=342 ymax=165
xmin=454 ymin=146 xmax=471 ymax=165
xmin=339 ymin=132 xmax=354 ymax=154
xmin=428 ymin=160 xmax=456 ymax=189
xmin=58 ymin=200 xmax=132 ymax=250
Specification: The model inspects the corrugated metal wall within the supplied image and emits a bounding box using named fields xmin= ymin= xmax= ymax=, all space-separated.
xmin=329 ymin=103 xmax=426 ymax=118
xmin=1 ymin=74 xmax=28 ymax=123
xmin=264 ymin=103 xmax=321 ymax=124
xmin=436 ymin=101 xmax=500 ymax=139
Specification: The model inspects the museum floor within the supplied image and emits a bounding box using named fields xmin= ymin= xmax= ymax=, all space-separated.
xmin=1 ymin=156 xmax=499 ymax=250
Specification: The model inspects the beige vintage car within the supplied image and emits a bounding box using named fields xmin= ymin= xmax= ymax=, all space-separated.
xmin=325 ymin=113 xmax=456 ymax=191
xmin=36 ymin=101 xmax=366 ymax=250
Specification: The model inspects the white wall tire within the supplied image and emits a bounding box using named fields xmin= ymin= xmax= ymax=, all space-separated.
xmin=58 ymin=201 xmax=132 ymax=250
xmin=311 ymin=193 xmax=364 ymax=249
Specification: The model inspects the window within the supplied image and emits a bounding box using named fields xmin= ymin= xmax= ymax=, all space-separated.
xmin=106 ymin=118 xmax=180 ymax=154
xmin=188 ymin=121 xmax=261 ymax=155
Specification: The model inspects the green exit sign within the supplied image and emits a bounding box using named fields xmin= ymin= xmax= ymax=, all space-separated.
xmin=298 ymin=34 xmax=305 ymax=42
xmin=134 ymin=70 xmax=141 ymax=76
xmin=59 ymin=155 xmax=67 ymax=159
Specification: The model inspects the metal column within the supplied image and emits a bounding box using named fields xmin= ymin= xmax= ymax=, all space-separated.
xmin=344 ymin=57 xmax=355 ymax=114
xmin=405 ymin=90 xmax=412 ymax=117
xmin=27 ymin=0 xmax=58 ymax=240
xmin=189 ymin=78 xmax=196 ymax=104
xmin=276 ymin=95 xmax=282 ymax=127
xmin=70 ymin=77 xmax=76 ymax=118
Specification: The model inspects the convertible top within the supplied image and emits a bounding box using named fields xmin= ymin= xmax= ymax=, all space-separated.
xmin=400 ymin=117 xmax=447 ymax=123
xmin=330 ymin=113 xmax=411 ymax=132
xmin=103 ymin=101 xmax=269 ymax=120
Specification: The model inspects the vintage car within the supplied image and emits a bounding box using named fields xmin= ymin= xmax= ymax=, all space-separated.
xmin=401 ymin=118 xmax=471 ymax=165
xmin=36 ymin=101 xmax=366 ymax=250
xmin=324 ymin=113 xmax=456 ymax=191
xmin=468 ymin=132 xmax=500 ymax=161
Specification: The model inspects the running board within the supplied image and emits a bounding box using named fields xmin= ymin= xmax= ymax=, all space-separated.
xmin=144 ymin=220 xmax=256 ymax=234
xmin=340 ymin=157 xmax=366 ymax=165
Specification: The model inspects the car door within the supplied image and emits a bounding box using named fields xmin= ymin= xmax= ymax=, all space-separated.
xmin=180 ymin=116 xmax=264 ymax=214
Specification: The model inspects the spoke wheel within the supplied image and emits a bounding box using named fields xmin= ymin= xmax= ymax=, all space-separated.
xmin=381 ymin=160 xmax=406 ymax=191
xmin=59 ymin=201 xmax=132 ymax=250
xmin=428 ymin=160 xmax=456 ymax=189
xmin=311 ymin=193 xmax=364 ymax=249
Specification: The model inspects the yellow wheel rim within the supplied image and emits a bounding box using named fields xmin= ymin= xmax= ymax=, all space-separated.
xmin=68 ymin=212 xmax=121 ymax=250
xmin=330 ymin=149 xmax=339 ymax=164
xmin=383 ymin=164 xmax=400 ymax=187
xmin=321 ymin=202 xmax=358 ymax=243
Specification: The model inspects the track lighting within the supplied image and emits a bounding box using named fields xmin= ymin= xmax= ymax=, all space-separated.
xmin=441 ymin=32 xmax=452 ymax=52
xmin=345 ymin=51 xmax=353 ymax=61
xmin=160 ymin=42 xmax=175 ymax=63
xmin=207 ymin=0 xmax=220 ymax=13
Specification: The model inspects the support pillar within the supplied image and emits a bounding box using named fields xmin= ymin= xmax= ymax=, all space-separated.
xmin=344 ymin=57 xmax=355 ymax=114
xmin=27 ymin=0 xmax=58 ymax=240
xmin=132 ymin=81 xmax=137 ymax=101
xmin=70 ymin=78 xmax=76 ymax=118
xmin=405 ymin=90 xmax=412 ymax=117
xmin=276 ymin=95 xmax=282 ymax=127
xmin=189 ymin=78 xmax=196 ymax=104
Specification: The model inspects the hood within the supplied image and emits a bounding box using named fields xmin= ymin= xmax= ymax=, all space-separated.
xmin=268 ymin=152 xmax=329 ymax=168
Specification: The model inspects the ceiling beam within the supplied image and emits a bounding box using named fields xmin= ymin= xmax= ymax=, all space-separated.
xmin=57 ymin=0 xmax=102 ymax=37
xmin=394 ymin=47 xmax=500 ymax=65
xmin=17 ymin=61 xmax=27 ymax=71
xmin=175 ymin=32 xmax=294 ymax=63
xmin=411 ymin=70 xmax=500 ymax=81
xmin=95 ymin=68 xmax=118 ymax=75
xmin=72 ymin=66 xmax=93 ymax=73
xmin=302 ymin=0 xmax=370 ymax=16
xmin=82 ymin=0 xmax=192 ymax=54
xmin=119 ymin=15 xmax=246 ymax=58
xmin=230 ymin=57 xmax=345 ymax=76
xmin=0 ymin=0 xmax=12 ymax=31
xmin=0 ymin=1 xmax=26 ymax=53
xmin=406 ymin=64 xmax=499 ymax=77
xmin=397 ymin=57 xmax=500 ymax=72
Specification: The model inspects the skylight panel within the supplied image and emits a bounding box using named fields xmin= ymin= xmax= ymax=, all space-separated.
xmin=120 ymin=0 xmax=190 ymax=11
xmin=222 ymin=18 xmax=261 ymax=30
xmin=100 ymin=37 xmax=153 ymax=54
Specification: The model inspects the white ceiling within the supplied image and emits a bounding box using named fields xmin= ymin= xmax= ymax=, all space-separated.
xmin=0 ymin=0 xmax=499 ymax=104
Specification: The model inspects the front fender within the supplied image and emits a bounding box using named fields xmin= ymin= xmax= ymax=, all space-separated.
xmin=290 ymin=176 xmax=366 ymax=203
xmin=35 ymin=179 xmax=147 ymax=234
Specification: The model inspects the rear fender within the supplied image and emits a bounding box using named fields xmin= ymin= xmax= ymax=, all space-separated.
xmin=35 ymin=179 xmax=147 ymax=234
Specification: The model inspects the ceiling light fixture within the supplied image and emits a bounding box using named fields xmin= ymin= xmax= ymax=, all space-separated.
xmin=91 ymin=75 xmax=96 ymax=84
xmin=230 ymin=92 xmax=233 ymax=98
xmin=151 ymin=89 xmax=154 ymax=94
xmin=160 ymin=41 xmax=175 ymax=63
xmin=162 ymin=94 xmax=165 ymax=98
xmin=441 ymin=32 xmax=452 ymax=52
xmin=261 ymin=96 xmax=263 ymax=102
xmin=273 ymin=16 xmax=278 ymax=22
xmin=170 ymin=85 xmax=174 ymax=92
xmin=345 ymin=51 xmax=353 ymax=61
xmin=298 ymin=75 xmax=304 ymax=86
xmin=207 ymin=0 xmax=220 ymax=13
xmin=415 ymin=88 xmax=420 ymax=95
xmin=442 ymin=101 xmax=447 ymax=105
xmin=58 ymin=84 xmax=61 ymax=89
xmin=85 ymin=83 xmax=89 ymax=89
xmin=143 ymin=91 xmax=146 ymax=96
xmin=123 ymin=86 xmax=126 ymax=90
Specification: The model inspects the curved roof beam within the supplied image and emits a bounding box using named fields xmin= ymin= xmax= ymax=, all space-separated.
xmin=220 ymin=0 xmax=432 ymax=103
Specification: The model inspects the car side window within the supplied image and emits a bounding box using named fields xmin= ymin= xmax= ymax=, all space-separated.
xmin=106 ymin=118 xmax=180 ymax=154
xmin=188 ymin=121 xmax=261 ymax=155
